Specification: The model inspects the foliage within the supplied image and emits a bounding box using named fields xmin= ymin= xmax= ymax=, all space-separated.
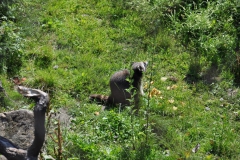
xmin=168 ymin=0 xmax=239 ymax=82
xmin=0 ymin=0 xmax=24 ymax=76
xmin=1 ymin=0 xmax=240 ymax=159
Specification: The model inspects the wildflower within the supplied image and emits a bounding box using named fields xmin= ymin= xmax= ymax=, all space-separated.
xmin=168 ymin=99 xmax=174 ymax=103
xmin=173 ymin=106 xmax=178 ymax=110
xmin=149 ymin=88 xmax=162 ymax=98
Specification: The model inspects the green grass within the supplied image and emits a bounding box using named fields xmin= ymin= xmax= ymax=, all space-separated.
xmin=1 ymin=0 xmax=240 ymax=159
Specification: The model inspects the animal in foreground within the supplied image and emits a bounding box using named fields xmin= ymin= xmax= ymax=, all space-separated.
xmin=90 ymin=61 xmax=148 ymax=111
xmin=0 ymin=86 xmax=49 ymax=160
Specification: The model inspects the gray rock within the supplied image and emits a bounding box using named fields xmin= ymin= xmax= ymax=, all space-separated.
xmin=0 ymin=155 xmax=7 ymax=160
xmin=0 ymin=109 xmax=34 ymax=150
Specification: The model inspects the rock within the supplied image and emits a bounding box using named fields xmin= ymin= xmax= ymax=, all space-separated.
xmin=0 ymin=109 xmax=34 ymax=150
xmin=57 ymin=108 xmax=71 ymax=127
xmin=53 ymin=65 xmax=59 ymax=69
xmin=0 ymin=155 xmax=7 ymax=160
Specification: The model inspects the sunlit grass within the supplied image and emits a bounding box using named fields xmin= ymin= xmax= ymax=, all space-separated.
xmin=1 ymin=0 xmax=240 ymax=159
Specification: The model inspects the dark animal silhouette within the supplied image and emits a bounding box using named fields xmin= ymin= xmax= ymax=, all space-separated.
xmin=0 ymin=86 xmax=49 ymax=160
xmin=90 ymin=61 xmax=148 ymax=112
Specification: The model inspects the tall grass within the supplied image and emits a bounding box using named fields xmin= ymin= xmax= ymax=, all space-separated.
xmin=0 ymin=0 xmax=240 ymax=159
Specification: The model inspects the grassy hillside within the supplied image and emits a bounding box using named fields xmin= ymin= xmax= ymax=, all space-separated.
xmin=1 ymin=0 xmax=240 ymax=159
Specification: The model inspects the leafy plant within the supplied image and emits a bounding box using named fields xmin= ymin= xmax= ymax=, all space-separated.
xmin=0 ymin=0 xmax=24 ymax=76
xmin=169 ymin=0 xmax=239 ymax=83
xmin=1 ymin=0 xmax=240 ymax=159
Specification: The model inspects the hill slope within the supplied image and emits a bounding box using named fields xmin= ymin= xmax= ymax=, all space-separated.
xmin=1 ymin=0 xmax=240 ymax=159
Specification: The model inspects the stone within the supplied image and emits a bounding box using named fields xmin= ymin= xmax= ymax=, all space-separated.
xmin=0 ymin=109 xmax=34 ymax=150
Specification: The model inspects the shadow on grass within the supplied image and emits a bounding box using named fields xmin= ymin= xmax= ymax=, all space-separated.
xmin=184 ymin=62 xmax=220 ymax=85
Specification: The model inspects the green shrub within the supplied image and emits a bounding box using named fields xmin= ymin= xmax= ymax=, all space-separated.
xmin=0 ymin=1 xmax=24 ymax=76
xmin=168 ymin=0 xmax=239 ymax=82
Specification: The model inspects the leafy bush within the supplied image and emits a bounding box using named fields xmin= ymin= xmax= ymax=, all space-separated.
xmin=62 ymin=108 xmax=158 ymax=159
xmin=0 ymin=0 xmax=24 ymax=76
xmin=168 ymin=0 xmax=239 ymax=82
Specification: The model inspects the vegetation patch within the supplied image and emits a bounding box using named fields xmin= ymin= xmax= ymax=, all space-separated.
xmin=0 ymin=0 xmax=240 ymax=159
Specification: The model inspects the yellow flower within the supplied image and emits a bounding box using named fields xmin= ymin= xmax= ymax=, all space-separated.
xmin=168 ymin=99 xmax=174 ymax=103
xmin=171 ymin=84 xmax=178 ymax=90
xmin=167 ymin=85 xmax=178 ymax=90
xmin=149 ymin=88 xmax=162 ymax=98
